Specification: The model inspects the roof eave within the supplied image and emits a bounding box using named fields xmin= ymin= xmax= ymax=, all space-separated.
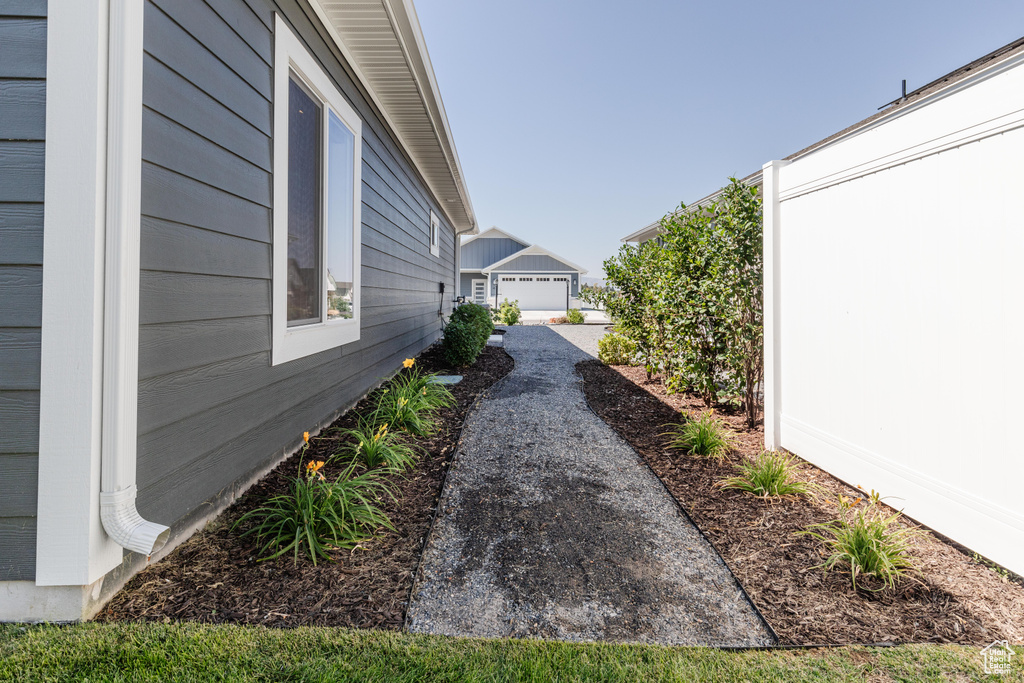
xmin=308 ymin=0 xmax=477 ymax=235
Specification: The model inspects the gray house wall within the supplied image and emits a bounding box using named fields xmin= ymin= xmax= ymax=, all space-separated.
xmin=460 ymin=236 xmax=525 ymax=269
xmin=499 ymin=254 xmax=575 ymax=273
xmin=0 ymin=1 xmax=46 ymax=582
xmin=133 ymin=0 xmax=457 ymax=533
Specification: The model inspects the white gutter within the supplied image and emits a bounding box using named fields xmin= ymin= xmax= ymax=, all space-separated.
xmin=99 ymin=0 xmax=168 ymax=557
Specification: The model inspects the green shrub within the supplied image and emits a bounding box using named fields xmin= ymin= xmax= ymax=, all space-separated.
xmin=800 ymin=495 xmax=922 ymax=591
xmin=492 ymin=298 xmax=521 ymax=326
xmin=450 ymin=302 xmax=492 ymax=351
xmin=663 ymin=410 xmax=734 ymax=459
xmin=718 ymin=451 xmax=816 ymax=499
xmin=598 ymin=332 xmax=636 ymax=365
xmin=566 ymin=308 xmax=586 ymax=324
xmin=235 ymin=436 xmax=394 ymax=565
xmin=333 ymin=417 xmax=419 ymax=472
xmin=443 ymin=319 xmax=480 ymax=367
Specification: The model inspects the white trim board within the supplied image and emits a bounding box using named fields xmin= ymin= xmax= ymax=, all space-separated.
xmin=36 ymin=0 xmax=126 ymax=586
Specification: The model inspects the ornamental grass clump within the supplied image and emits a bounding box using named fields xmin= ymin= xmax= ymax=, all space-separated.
xmin=234 ymin=432 xmax=395 ymax=565
xmin=800 ymin=494 xmax=923 ymax=592
xmin=718 ymin=450 xmax=817 ymax=499
xmin=663 ymin=410 xmax=734 ymax=459
xmin=334 ymin=418 xmax=419 ymax=472
xmin=388 ymin=361 xmax=456 ymax=414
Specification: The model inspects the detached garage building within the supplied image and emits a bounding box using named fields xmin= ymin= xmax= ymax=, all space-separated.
xmin=459 ymin=228 xmax=586 ymax=310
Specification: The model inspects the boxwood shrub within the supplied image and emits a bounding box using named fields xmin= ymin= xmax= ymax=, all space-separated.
xmin=450 ymin=303 xmax=491 ymax=352
xmin=442 ymin=319 xmax=480 ymax=367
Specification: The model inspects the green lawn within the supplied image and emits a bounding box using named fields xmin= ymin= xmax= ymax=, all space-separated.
xmin=0 ymin=623 xmax=1019 ymax=682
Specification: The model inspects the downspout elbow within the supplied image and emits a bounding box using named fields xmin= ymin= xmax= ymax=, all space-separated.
xmin=100 ymin=484 xmax=169 ymax=556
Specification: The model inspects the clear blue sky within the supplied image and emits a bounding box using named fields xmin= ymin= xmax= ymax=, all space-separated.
xmin=415 ymin=1 xmax=1024 ymax=277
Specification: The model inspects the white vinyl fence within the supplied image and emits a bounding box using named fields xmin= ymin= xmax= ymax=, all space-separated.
xmin=763 ymin=53 xmax=1024 ymax=575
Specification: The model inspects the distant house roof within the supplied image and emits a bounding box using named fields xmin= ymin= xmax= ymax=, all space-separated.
xmin=461 ymin=226 xmax=531 ymax=247
xmin=484 ymin=244 xmax=587 ymax=275
xmin=622 ymin=34 xmax=1024 ymax=244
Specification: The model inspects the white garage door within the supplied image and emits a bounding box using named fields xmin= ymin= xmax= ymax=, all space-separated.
xmin=497 ymin=276 xmax=568 ymax=310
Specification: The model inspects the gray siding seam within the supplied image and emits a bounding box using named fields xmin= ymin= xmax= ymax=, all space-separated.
xmin=143 ymin=105 xmax=271 ymax=182
xmin=147 ymin=0 xmax=271 ymax=102
xmin=141 ymin=159 xmax=269 ymax=211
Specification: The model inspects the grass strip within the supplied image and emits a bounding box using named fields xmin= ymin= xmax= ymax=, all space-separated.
xmin=1 ymin=623 xmax=1019 ymax=682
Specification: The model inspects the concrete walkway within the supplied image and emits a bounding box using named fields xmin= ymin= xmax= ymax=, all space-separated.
xmin=407 ymin=326 xmax=774 ymax=646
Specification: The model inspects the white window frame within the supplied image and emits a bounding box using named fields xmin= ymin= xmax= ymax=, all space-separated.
xmin=429 ymin=210 xmax=440 ymax=257
xmin=272 ymin=15 xmax=362 ymax=365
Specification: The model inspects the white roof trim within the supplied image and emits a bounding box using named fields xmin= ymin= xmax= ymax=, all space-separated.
xmin=461 ymin=226 xmax=531 ymax=247
xmin=621 ymin=170 xmax=764 ymax=243
xmin=483 ymin=244 xmax=588 ymax=275
xmin=308 ymin=0 xmax=476 ymax=234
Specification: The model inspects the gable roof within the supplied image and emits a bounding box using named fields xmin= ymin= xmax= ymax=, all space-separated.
xmin=483 ymin=244 xmax=588 ymax=275
xmin=308 ymin=0 xmax=477 ymax=234
xmin=461 ymin=226 xmax=531 ymax=248
xmin=623 ymin=34 xmax=1024 ymax=244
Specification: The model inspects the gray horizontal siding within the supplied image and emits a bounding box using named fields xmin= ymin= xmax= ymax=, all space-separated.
xmin=461 ymin=236 xmax=527 ymax=269
xmin=0 ymin=518 xmax=35 ymax=581
xmin=499 ymin=254 xmax=578 ymax=272
xmin=135 ymin=0 xmax=459 ymax=530
xmin=0 ymin=9 xmax=44 ymax=582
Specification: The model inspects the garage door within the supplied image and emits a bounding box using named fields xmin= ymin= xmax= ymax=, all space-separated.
xmin=497 ymin=276 xmax=568 ymax=310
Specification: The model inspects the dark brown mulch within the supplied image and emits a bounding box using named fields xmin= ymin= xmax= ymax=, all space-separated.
xmin=577 ymin=360 xmax=1024 ymax=646
xmin=95 ymin=345 xmax=513 ymax=629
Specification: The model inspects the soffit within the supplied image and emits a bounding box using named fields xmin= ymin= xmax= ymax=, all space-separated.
xmin=312 ymin=0 xmax=476 ymax=234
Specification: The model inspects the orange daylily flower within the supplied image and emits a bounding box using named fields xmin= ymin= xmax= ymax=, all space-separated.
xmin=403 ymin=358 xmax=415 ymax=368
xmin=303 ymin=431 xmax=310 ymax=443
xmin=306 ymin=460 xmax=326 ymax=479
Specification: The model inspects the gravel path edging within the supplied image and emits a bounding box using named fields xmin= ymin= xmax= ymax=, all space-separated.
xmin=574 ymin=362 xmax=779 ymax=647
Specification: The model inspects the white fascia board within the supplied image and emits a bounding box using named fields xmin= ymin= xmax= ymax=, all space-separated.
xmin=622 ymin=170 xmax=763 ymax=243
xmin=483 ymin=244 xmax=589 ymax=275
xmin=306 ymin=0 xmax=475 ymax=235
xmin=621 ymin=222 xmax=662 ymax=243
xmin=460 ymin=226 xmax=532 ymax=248
xmin=36 ymin=0 xmax=124 ymax=585
xmin=386 ymin=0 xmax=476 ymax=232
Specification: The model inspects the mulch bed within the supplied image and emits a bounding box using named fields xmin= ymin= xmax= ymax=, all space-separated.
xmin=96 ymin=345 xmax=513 ymax=629
xmin=577 ymin=360 xmax=1024 ymax=646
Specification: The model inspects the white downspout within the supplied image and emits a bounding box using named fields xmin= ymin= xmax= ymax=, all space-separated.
xmin=99 ymin=0 xmax=169 ymax=556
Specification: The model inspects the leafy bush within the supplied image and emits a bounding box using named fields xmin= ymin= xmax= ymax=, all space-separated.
xmin=663 ymin=410 xmax=734 ymax=459
xmin=492 ymin=298 xmax=521 ymax=326
xmin=583 ymin=178 xmax=764 ymax=426
xmin=450 ymin=302 xmax=492 ymax=351
xmin=598 ymin=332 xmax=636 ymax=365
xmin=334 ymin=418 xmax=419 ymax=472
xmin=443 ymin=319 xmax=480 ymax=367
xmin=718 ymin=451 xmax=816 ymax=499
xmin=235 ymin=435 xmax=394 ymax=565
xmin=800 ymin=495 xmax=922 ymax=591
xmin=566 ymin=308 xmax=586 ymax=324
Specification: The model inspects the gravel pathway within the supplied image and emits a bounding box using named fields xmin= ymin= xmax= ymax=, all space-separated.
xmin=406 ymin=326 xmax=774 ymax=646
